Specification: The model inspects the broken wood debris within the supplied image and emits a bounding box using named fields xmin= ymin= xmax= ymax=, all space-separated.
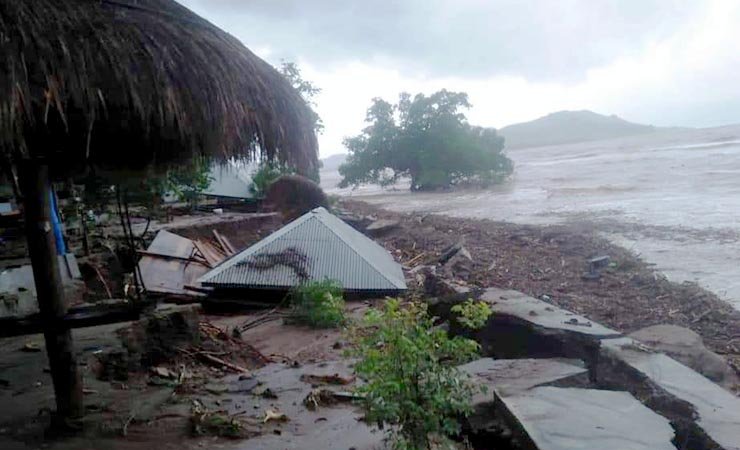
xmin=197 ymin=353 xmax=252 ymax=376
xmin=138 ymin=229 xmax=238 ymax=298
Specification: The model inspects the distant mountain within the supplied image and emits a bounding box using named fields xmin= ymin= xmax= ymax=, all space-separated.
xmin=499 ymin=110 xmax=663 ymax=149
xmin=321 ymin=153 xmax=347 ymax=171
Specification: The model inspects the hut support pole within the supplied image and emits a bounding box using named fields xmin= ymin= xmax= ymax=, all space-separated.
xmin=19 ymin=160 xmax=84 ymax=426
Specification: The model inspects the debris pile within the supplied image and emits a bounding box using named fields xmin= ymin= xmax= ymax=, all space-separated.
xmin=341 ymin=200 xmax=740 ymax=374
xmin=93 ymin=306 xmax=268 ymax=384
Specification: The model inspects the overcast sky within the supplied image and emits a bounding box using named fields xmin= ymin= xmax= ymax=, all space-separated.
xmin=180 ymin=0 xmax=740 ymax=157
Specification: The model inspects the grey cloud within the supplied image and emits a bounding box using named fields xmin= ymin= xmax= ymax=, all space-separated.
xmin=180 ymin=0 xmax=700 ymax=81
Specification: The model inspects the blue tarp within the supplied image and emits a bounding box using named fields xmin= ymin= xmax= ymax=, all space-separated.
xmin=49 ymin=188 xmax=66 ymax=255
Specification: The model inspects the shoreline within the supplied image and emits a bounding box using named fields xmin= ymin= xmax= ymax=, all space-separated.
xmin=341 ymin=199 xmax=740 ymax=375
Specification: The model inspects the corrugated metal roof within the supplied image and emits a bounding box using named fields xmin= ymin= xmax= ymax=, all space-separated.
xmin=198 ymin=207 xmax=407 ymax=292
xmin=203 ymin=163 xmax=254 ymax=199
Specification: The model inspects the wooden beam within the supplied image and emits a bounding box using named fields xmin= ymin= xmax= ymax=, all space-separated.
xmin=19 ymin=160 xmax=84 ymax=426
xmin=0 ymin=304 xmax=142 ymax=338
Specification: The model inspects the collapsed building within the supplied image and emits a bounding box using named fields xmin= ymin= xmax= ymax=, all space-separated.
xmin=198 ymin=207 xmax=407 ymax=299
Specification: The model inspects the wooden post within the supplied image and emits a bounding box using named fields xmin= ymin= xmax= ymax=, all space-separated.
xmin=19 ymin=160 xmax=83 ymax=427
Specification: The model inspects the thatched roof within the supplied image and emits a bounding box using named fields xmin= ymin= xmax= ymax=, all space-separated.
xmin=0 ymin=0 xmax=318 ymax=176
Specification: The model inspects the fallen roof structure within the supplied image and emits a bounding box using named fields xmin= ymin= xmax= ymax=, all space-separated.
xmin=139 ymin=230 xmax=235 ymax=298
xmin=199 ymin=207 xmax=407 ymax=294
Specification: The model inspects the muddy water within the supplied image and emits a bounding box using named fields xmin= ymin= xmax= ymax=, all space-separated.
xmin=323 ymin=124 xmax=740 ymax=310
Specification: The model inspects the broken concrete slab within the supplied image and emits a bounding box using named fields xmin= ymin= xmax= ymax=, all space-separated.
xmin=500 ymin=386 xmax=677 ymax=450
xmin=365 ymin=218 xmax=400 ymax=236
xmin=480 ymin=288 xmax=621 ymax=338
xmin=629 ymin=324 xmax=740 ymax=390
xmin=460 ymin=358 xmax=589 ymax=399
xmin=601 ymin=337 xmax=740 ymax=450
xmin=459 ymin=358 xmax=589 ymax=433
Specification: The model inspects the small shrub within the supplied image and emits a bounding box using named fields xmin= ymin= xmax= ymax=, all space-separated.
xmin=289 ymin=279 xmax=346 ymax=328
xmin=348 ymin=299 xmax=481 ymax=450
xmin=249 ymin=161 xmax=295 ymax=198
xmin=451 ymin=299 xmax=492 ymax=330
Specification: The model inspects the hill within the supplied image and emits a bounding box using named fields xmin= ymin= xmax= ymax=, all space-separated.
xmin=321 ymin=153 xmax=347 ymax=171
xmin=499 ymin=110 xmax=661 ymax=149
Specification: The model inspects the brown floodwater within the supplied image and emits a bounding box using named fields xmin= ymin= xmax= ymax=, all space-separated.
xmin=323 ymin=124 xmax=740 ymax=310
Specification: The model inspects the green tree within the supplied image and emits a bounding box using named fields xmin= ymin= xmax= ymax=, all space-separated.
xmin=165 ymin=156 xmax=213 ymax=208
xmin=279 ymin=61 xmax=323 ymax=134
xmin=339 ymin=90 xmax=513 ymax=191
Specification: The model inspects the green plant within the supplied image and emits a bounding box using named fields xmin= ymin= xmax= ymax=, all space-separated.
xmin=289 ymin=279 xmax=346 ymax=328
xmin=249 ymin=161 xmax=295 ymax=198
xmin=451 ymin=299 xmax=492 ymax=330
xmin=348 ymin=299 xmax=481 ymax=450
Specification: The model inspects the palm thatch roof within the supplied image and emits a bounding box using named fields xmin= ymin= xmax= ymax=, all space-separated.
xmin=0 ymin=0 xmax=318 ymax=177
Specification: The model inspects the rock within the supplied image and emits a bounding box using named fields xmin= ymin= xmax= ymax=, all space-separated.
xmin=365 ymin=219 xmax=400 ymax=237
xmin=92 ymin=349 xmax=132 ymax=381
xmin=150 ymin=366 xmax=177 ymax=379
xmin=588 ymin=255 xmax=610 ymax=271
xmin=421 ymin=267 xmax=470 ymax=298
xmin=263 ymin=174 xmax=329 ymax=220
xmin=438 ymin=240 xmax=471 ymax=265
xmin=439 ymin=241 xmax=473 ymax=278
xmin=335 ymin=212 xmax=371 ymax=231
xmin=629 ymin=324 xmax=740 ymax=389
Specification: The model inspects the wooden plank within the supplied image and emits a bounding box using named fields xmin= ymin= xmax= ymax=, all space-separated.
xmin=212 ymin=230 xmax=236 ymax=255
xmin=136 ymin=250 xmax=209 ymax=265
xmin=220 ymin=234 xmax=237 ymax=255
xmin=64 ymin=253 xmax=82 ymax=279
xmin=192 ymin=240 xmax=224 ymax=268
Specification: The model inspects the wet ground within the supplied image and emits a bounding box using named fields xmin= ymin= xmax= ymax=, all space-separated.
xmin=323 ymin=124 xmax=740 ymax=310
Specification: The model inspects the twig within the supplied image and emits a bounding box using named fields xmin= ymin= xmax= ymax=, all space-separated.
xmin=196 ymin=353 xmax=251 ymax=375
xmin=239 ymin=296 xmax=289 ymax=332
xmin=240 ymin=315 xmax=284 ymax=332
xmin=121 ymin=411 xmax=135 ymax=437
xmin=92 ymin=264 xmax=113 ymax=299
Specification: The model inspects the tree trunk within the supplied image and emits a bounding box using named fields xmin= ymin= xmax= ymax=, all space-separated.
xmin=19 ymin=160 xmax=84 ymax=427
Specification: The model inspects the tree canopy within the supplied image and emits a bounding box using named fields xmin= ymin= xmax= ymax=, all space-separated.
xmin=338 ymin=90 xmax=513 ymax=191
xmin=279 ymin=61 xmax=323 ymax=134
